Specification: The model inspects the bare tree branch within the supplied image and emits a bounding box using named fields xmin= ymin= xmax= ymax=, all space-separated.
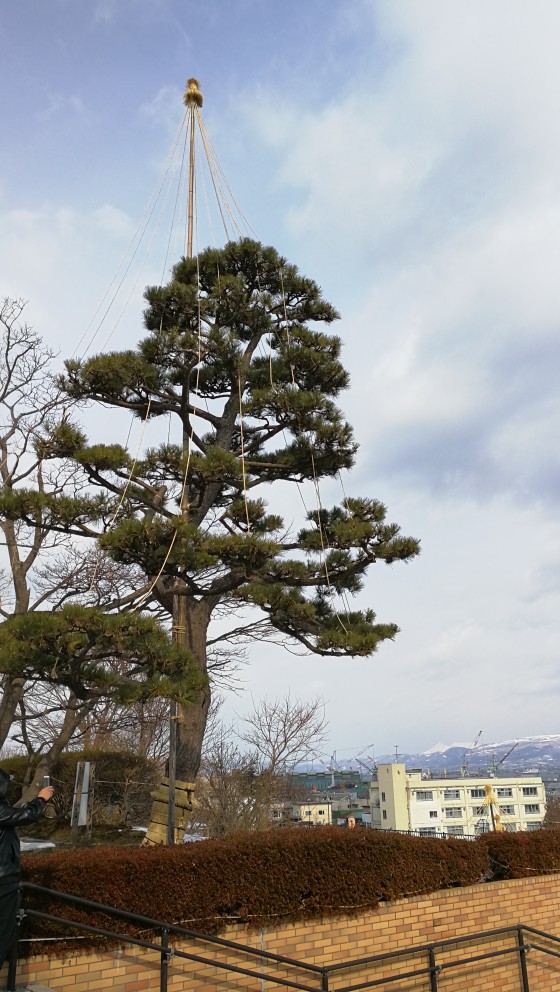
xmin=237 ymin=693 xmax=328 ymax=773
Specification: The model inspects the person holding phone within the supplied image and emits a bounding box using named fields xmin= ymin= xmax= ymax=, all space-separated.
xmin=0 ymin=769 xmax=54 ymax=968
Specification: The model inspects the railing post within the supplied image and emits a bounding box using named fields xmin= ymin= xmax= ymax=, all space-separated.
xmin=517 ymin=927 xmax=530 ymax=992
xmin=160 ymin=927 xmax=169 ymax=992
xmin=6 ymin=885 xmax=23 ymax=992
xmin=428 ymin=946 xmax=439 ymax=992
xmin=321 ymin=968 xmax=329 ymax=992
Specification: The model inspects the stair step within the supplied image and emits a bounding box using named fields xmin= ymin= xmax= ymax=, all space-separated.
xmin=17 ymin=984 xmax=53 ymax=991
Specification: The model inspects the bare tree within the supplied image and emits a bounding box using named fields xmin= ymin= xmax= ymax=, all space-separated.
xmin=0 ymin=298 xmax=77 ymax=752
xmin=191 ymin=694 xmax=328 ymax=837
xmin=0 ymin=301 xmax=194 ymax=798
xmin=543 ymin=796 xmax=560 ymax=830
xmin=76 ymin=693 xmax=171 ymax=761
xmin=10 ymin=679 xmax=172 ymax=769
xmin=193 ymin=731 xmax=276 ymax=838
xmin=237 ymin=693 xmax=328 ymax=773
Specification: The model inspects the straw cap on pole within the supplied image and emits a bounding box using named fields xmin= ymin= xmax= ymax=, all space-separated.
xmin=184 ymin=77 xmax=203 ymax=108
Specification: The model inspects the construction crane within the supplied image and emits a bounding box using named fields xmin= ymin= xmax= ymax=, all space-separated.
xmin=460 ymin=731 xmax=483 ymax=777
xmin=326 ymin=752 xmax=341 ymax=789
xmin=490 ymin=741 xmax=518 ymax=775
xmin=355 ymin=745 xmax=376 ymax=781
xmin=354 ymin=758 xmax=374 ymax=782
xmin=479 ymin=744 xmax=519 ymax=831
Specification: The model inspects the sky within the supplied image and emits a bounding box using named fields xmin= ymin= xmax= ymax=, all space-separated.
xmin=1 ymin=0 xmax=560 ymax=761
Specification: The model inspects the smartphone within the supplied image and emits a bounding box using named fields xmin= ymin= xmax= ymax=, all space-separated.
xmin=42 ymin=775 xmax=50 ymax=788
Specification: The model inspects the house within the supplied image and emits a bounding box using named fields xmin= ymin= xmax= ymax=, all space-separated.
xmin=333 ymin=807 xmax=372 ymax=828
xmin=370 ymin=763 xmax=545 ymax=837
xmin=286 ymin=801 xmax=332 ymax=825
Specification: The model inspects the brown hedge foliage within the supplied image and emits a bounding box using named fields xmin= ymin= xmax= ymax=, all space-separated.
xmin=479 ymin=828 xmax=560 ymax=880
xmin=20 ymin=828 xmax=487 ymax=954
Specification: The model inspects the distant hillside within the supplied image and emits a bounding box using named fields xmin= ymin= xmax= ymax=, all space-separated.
xmin=377 ymin=736 xmax=560 ymax=777
xmin=298 ymin=736 xmax=560 ymax=779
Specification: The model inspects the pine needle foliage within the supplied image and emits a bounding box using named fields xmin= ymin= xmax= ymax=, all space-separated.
xmin=0 ymin=605 xmax=203 ymax=705
xmin=0 ymin=299 xmax=208 ymax=768
xmin=50 ymin=239 xmax=420 ymax=780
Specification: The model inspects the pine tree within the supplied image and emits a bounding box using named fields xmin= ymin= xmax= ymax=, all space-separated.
xmin=14 ymin=240 xmax=420 ymax=839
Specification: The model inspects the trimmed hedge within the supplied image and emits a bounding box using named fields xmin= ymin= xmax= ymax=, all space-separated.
xmin=20 ymin=827 xmax=487 ymax=953
xmin=20 ymin=828 xmax=560 ymax=956
xmin=479 ymin=828 xmax=560 ymax=880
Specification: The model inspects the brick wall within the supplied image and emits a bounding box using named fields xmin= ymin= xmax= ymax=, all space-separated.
xmin=4 ymin=874 xmax=560 ymax=991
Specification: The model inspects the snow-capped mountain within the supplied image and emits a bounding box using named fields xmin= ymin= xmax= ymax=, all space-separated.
xmin=297 ymin=736 xmax=560 ymax=777
xmin=374 ymin=736 xmax=560 ymax=775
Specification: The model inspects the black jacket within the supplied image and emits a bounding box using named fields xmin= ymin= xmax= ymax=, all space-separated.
xmin=0 ymin=771 xmax=46 ymax=878
xmin=0 ymin=798 xmax=46 ymax=878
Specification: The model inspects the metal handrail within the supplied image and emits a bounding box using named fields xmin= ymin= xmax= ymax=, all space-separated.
xmin=7 ymin=882 xmax=559 ymax=992
xmin=21 ymin=882 xmax=323 ymax=973
xmin=323 ymin=923 xmax=523 ymax=972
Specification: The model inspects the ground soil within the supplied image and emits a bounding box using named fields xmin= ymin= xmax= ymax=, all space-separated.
xmin=19 ymin=820 xmax=145 ymax=849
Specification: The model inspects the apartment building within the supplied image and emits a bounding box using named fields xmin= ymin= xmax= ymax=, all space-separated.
xmin=370 ymin=763 xmax=545 ymax=837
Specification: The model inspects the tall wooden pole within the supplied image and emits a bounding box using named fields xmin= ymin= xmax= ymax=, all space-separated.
xmin=166 ymin=77 xmax=203 ymax=845
xmin=186 ymin=80 xmax=199 ymax=259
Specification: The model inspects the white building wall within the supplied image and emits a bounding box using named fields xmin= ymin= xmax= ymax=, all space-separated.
xmin=370 ymin=766 xmax=545 ymax=837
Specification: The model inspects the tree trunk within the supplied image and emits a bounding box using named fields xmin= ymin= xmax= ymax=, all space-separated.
xmin=143 ymin=598 xmax=212 ymax=845
xmin=0 ymin=678 xmax=25 ymax=751
xmin=18 ymin=696 xmax=96 ymax=805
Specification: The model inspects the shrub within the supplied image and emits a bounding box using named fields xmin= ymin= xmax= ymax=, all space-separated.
xmin=20 ymin=827 xmax=487 ymax=953
xmin=0 ymin=750 xmax=159 ymax=826
xmin=480 ymin=828 xmax=560 ymax=880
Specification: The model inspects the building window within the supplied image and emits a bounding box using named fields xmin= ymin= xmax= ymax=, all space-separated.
xmin=429 ymin=810 xmax=438 ymax=819
xmin=443 ymin=789 xmax=461 ymax=800
xmin=505 ymin=823 xmax=517 ymax=832
xmin=496 ymin=788 xmax=513 ymax=798
xmin=526 ymin=822 xmax=542 ymax=831
xmin=447 ymin=826 xmax=465 ymax=836
xmin=415 ymin=790 xmax=434 ymax=801
xmin=471 ymin=806 xmax=486 ymax=816
xmin=499 ymin=805 xmax=515 ymax=816
xmin=522 ymin=787 xmax=538 ymax=797
xmin=418 ymin=827 xmax=437 ymax=836
xmin=382 ymin=810 xmax=387 ymax=820
xmin=318 ymin=810 xmax=324 ymax=816
xmin=524 ymin=804 xmax=540 ymax=815
xmin=470 ymin=789 xmax=485 ymax=799
xmin=444 ymin=807 xmax=463 ymax=818
xmin=381 ymin=792 xmax=386 ymax=802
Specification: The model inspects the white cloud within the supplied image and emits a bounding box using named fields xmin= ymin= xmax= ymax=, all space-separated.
xmin=0 ymin=204 xmax=143 ymax=357
xmin=93 ymin=0 xmax=171 ymax=28
xmin=246 ymin=1 xmax=560 ymax=511
xmin=38 ymin=94 xmax=85 ymax=121
xmin=227 ymin=1 xmax=560 ymax=750
xmin=92 ymin=204 xmax=135 ymax=239
xmin=93 ymin=0 xmax=116 ymax=24
xmin=139 ymin=85 xmax=185 ymax=137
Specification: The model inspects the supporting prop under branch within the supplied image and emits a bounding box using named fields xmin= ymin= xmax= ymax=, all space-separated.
xmin=142 ymin=778 xmax=195 ymax=846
